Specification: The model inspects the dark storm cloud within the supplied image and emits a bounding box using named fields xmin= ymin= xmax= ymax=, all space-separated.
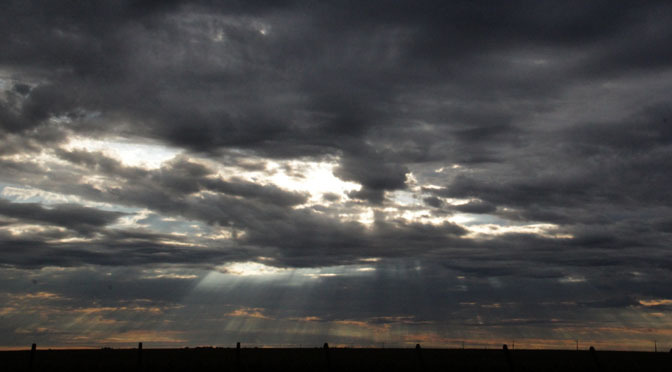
xmin=423 ymin=196 xmax=444 ymax=209
xmin=0 ymin=0 xmax=670 ymax=251
xmin=1 ymin=0 xmax=672 ymax=348
xmin=205 ymin=177 xmax=309 ymax=207
xmin=453 ymin=201 xmax=496 ymax=215
xmin=0 ymin=199 xmax=125 ymax=234
xmin=334 ymin=151 xmax=409 ymax=203
xmin=578 ymin=296 xmax=640 ymax=309
xmin=3 ymin=0 xmax=670 ymax=190
xmin=434 ymin=103 xmax=672 ymax=235
xmin=0 ymin=224 xmax=255 ymax=269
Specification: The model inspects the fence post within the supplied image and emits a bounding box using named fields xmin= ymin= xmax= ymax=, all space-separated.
xmin=503 ymin=344 xmax=514 ymax=372
xmin=29 ymin=343 xmax=36 ymax=372
xmin=137 ymin=342 xmax=143 ymax=371
xmin=589 ymin=346 xmax=601 ymax=371
xmin=323 ymin=343 xmax=331 ymax=372
xmin=236 ymin=342 xmax=241 ymax=371
xmin=415 ymin=344 xmax=425 ymax=371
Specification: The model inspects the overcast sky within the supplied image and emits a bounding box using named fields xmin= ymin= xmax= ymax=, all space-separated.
xmin=1 ymin=0 xmax=671 ymax=350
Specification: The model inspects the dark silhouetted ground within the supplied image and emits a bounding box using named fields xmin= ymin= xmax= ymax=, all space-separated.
xmin=2 ymin=347 xmax=671 ymax=371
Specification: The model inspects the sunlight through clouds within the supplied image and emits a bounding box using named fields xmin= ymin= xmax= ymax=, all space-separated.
xmin=1 ymin=0 xmax=672 ymax=352
xmin=64 ymin=137 xmax=182 ymax=169
xmin=216 ymin=262 xmax=288 ymax=277
xmin=264 ymin=159 xmax=362 ymax=203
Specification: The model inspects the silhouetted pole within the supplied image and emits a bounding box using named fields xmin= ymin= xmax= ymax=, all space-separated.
xmin=502 ymin=344 xmax=514 ymax=372
xmin=589 ymin=346 xmax=601 ymax=371
xmin=137 ymin=342 xmax=143 ymax=371
xmin=236 ymin=342 xmax=241 ymax=371
xmin=654 ymin=340 xmax=657 ymax=352
xmin=415 ymin=344 xmax=425 ymax=371
xmin=29 ymin=343 xmax=36 ymax=372
xmin=462 ymin=341 xmax=465 ymax=350
xmin=323 ymin=343 xmax=331 ymax=372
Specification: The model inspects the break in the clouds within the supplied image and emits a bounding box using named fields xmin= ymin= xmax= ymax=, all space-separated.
xmin=1 ymin=0 xmax=671 ymax=350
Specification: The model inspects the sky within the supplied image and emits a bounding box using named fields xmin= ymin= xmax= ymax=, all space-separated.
xmin=0 ymin=0 xmax=671 ymax=351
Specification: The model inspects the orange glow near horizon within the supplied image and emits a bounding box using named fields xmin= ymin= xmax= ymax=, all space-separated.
xmin=1 ymin=335 xmax=668 ymax=352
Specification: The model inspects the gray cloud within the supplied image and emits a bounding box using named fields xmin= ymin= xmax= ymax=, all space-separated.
xmin=0 ymin=199 xmax=125 ymax=234
xmin=0 ymin=0 xmax=670 ymax=269
xmin=1 ymin=0 xmax=672 ymax=348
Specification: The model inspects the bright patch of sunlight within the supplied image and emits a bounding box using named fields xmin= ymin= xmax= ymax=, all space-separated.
xmin=388 ymin=190 xmax=419 ymax=206
xmin=338 ymin=207 xmax=375 ymax=227
xmin=357 ymin=208 xmax=375 ymax=226
xmin=213 ymin=157 xmax=361 ymax=204
xmin=639 ymin=299 xmax=672 ymax=307
xmin=216 ymin=262 xmax=288 ymax=276
xmin=111 ymin=209 xmax=153 ymax=229
xmin=434 ymin=164 xmax=462 ymax=173
xmin=156 ymin=239 xmax=203 ymax=248
xmin=45 ymin=237 xmax=94 ymax=244
xmin=379 ymin=207 xmax=472 ymax=226
xmin=465 ymin=223 xmax=573 ymax=239
xmin=64 ymin=136 xmax=181 ymax=169
xmin=357 ymin=267 xmax=376 ymax=272
xmin=447 ymin=213 xmax=475 ymax=225
xmin=141 ymin=269 xmax=199 ymax=280
xmin=399 ymin=209 xmax=451 ymax=225
xmin=2 ymin=224 xmax=65 ymax=236
xmin=202 ymin=228 xmax=235 ymax=240
xmin=558 ymin=275 xmax=586 ymax=283
xmin=303 ymin=272 xmax=342 ymax=279
xmin=0 ymin=149 xmax=56 ymax=167
xmin=301 ymin=264 xmax=378 ymax=280
xmin=197 ymin=262 xmax=379 ymax=289
xmin=266 ymin=159 xmax=361 ymax=203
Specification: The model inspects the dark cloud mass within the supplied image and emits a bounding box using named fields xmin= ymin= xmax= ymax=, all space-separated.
xmin=0 ymin=199 xmax=125 ymax=234
xmin=0 ymin=0 xmax=671 ymax=349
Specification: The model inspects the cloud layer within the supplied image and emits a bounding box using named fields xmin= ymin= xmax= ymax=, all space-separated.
xmin=1 ymin=0 xmax=671 ymax=349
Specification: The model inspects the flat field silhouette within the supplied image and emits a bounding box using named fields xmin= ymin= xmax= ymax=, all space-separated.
xmin=2 ymin=347 xmax=672 ymax=372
